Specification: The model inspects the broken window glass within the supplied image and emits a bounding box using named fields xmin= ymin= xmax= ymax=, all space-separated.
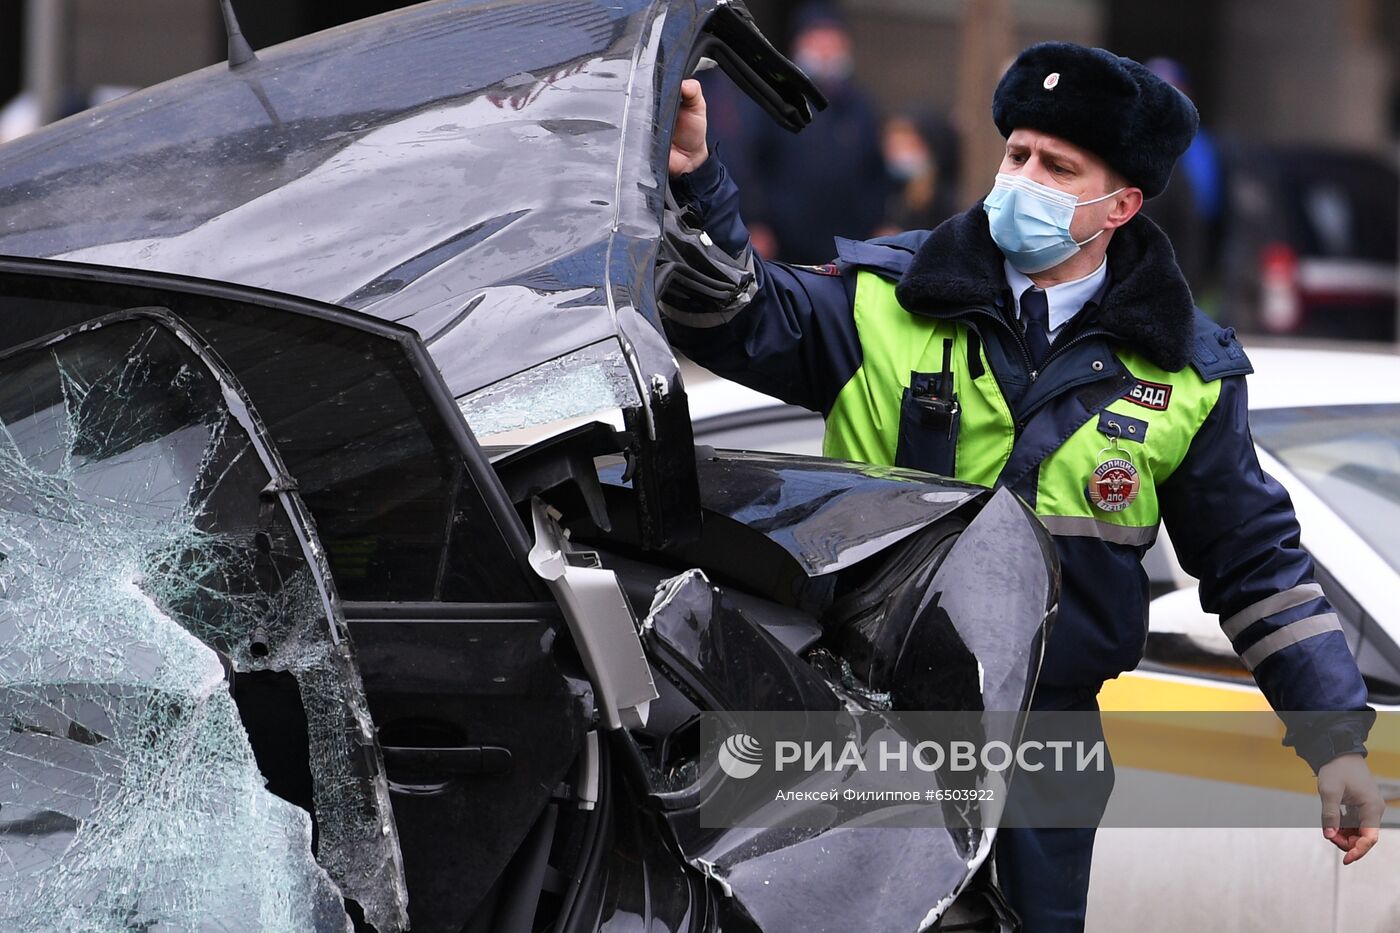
xmin=457 ymin=339 xmax=642 ymax=437
xmin=0 ymin=314 xmax=407 ymax=931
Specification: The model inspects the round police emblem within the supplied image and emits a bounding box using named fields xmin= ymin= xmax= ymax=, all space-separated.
xmin=1088 ymin=458 xmax=1140 ymax=512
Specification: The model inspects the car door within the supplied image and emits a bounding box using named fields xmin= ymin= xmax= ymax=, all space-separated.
xmin=159 ymin=290 xmax=597 ymax=933
xmin=167 ymin=294 xmax=597 ymax=933
xmin=0 ymin=267 xmax=597 ymax=932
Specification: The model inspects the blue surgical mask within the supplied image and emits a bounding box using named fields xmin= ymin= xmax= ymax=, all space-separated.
xmin=886 ymin=152 xmax=932 ymax=182
xmin=982 ymin=173 xmax=1124 ymax=274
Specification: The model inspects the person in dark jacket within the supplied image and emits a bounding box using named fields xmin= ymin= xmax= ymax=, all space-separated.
xmin=878 ymin=109 xmax=962 ymax=234
xmin=736 ymin=3 xmax=889 ymax=263
xmin=1140 ymin=58 xmax=1220 ymax=296
xmin=663 ymin=41 xmax=1382 ymax=932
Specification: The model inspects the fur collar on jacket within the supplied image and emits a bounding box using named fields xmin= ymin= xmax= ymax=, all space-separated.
xmin=893 ymin=205 xmax=1196 ymax=372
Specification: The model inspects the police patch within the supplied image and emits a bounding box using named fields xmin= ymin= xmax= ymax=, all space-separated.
xmin=1088 ymin=458 xmax=1140 ymax=512
xmin=1125 ymin=379 xmax=1172 ymax=411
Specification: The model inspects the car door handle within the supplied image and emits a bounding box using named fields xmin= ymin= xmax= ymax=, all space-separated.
xmin=381 ymin=745 xmax=512 ymax=775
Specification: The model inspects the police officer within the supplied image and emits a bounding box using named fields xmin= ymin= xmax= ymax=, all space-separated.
xmin=663 ymin=42 xmax=1383 ymax=931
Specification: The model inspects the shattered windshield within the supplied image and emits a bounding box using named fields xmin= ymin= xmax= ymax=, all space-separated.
xmin=0 ymin=315 xmax=407 ymax=931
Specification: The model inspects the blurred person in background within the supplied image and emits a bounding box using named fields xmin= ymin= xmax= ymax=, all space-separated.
xmin=739 ymin=2 xmax=888 ymax=263
xmin=1139 ymin=135 xmax=1207 ymax=295
xmin=1145 ymin=58 xmax=1224 ymax=228
xmin=1144 ymin=57 xmax=1224 ymax=300
xmin=878 ymin=109 xmax=962 ymax=235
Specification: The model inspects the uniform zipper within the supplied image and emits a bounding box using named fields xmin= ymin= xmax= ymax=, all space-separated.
xmin=957 ymin=303 xmax=1118 ymax=437
xmin=963 ymin=304 xmax=1038 ymax=381
xmin=958 ymin=305 xmax=1035 ymax=438
xmin=1037 ymin=326 xmax=1111 ymax=372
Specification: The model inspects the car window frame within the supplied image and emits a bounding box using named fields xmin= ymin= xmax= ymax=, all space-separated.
xmin=0 ymin=255 xmax=544 ymax=603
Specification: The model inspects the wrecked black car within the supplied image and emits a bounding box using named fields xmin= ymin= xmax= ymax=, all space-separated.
xmin=0 ymin=1 xmax=1056 ymax=930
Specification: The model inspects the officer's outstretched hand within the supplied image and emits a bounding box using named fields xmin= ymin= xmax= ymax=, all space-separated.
xmin=670 ymin=79 xmax=709 ymax=178
xmin=1317 ymin=752 xmax=1384 ymax=864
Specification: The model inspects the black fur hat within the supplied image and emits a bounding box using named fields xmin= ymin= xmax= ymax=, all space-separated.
xmin=992 ymin=42 xmax=1199 ymax=198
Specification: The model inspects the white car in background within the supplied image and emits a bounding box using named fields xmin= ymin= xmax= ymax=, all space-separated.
xmin=685 ymin=347 xmax=1400 ymax=932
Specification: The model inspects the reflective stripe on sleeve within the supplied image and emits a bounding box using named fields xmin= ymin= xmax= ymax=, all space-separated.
xmin=1039 ymin=515 xmax=1158 ymax=547
xmin=1239 ymin=613 xmax=1343 ymax=672
xmin=1221 ymin=582 xmax=1326 ymax=639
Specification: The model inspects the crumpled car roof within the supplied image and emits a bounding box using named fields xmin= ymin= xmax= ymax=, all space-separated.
xmin=0 ymin=0 xmax=688 ymax=412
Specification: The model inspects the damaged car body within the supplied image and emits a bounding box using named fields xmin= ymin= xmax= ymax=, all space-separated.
xmin=0 ymin=1 xmax=1057 ymax=931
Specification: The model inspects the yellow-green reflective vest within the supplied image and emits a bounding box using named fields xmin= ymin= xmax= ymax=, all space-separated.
xmin=822 ymin=271 xmax=1224 ymax=548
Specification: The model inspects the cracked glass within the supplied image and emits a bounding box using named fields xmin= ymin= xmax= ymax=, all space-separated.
xmin=0 ymin=315 xmax=407 ymax=931
xmin=457 ymin=340 xmax=642 ymax=438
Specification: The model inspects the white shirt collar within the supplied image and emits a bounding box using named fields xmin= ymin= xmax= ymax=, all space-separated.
xmin=1004 ymin=258 xmax=1108 ymax=336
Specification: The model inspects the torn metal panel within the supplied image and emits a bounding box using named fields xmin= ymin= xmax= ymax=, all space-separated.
xmin=659 ymin=490 xmax=1055 ymax=932
xmin=907 ymin=488 xmax=1056 ymax=713
xmin=597 ymin=450 xmax=987 ymax=619
xmin=603 ymin=451 xmax=987 ymax=577
xmin=805 ymin=648 xmax=893 ymax=711
xmin=642 ymin=569 xmax=839 ymax=712
xmin=0 ymin=315 xmax=407 ymax=930
xmin=0 ymin=0 xmax=819 ymax=495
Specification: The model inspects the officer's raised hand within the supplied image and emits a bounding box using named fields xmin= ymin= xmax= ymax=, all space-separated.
xmin=1318 ymin=752 xmax=1384 ymax=864
xmin=669 ymin=79 xmax=709 ymax=178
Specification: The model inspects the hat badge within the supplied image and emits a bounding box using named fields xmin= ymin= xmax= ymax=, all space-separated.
xmin=1043 ymin=72 xmax=1060 ymax=90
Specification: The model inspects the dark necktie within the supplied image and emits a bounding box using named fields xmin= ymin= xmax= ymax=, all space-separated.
xmin=1020 ymin=285 xmax=1051 ymax=371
